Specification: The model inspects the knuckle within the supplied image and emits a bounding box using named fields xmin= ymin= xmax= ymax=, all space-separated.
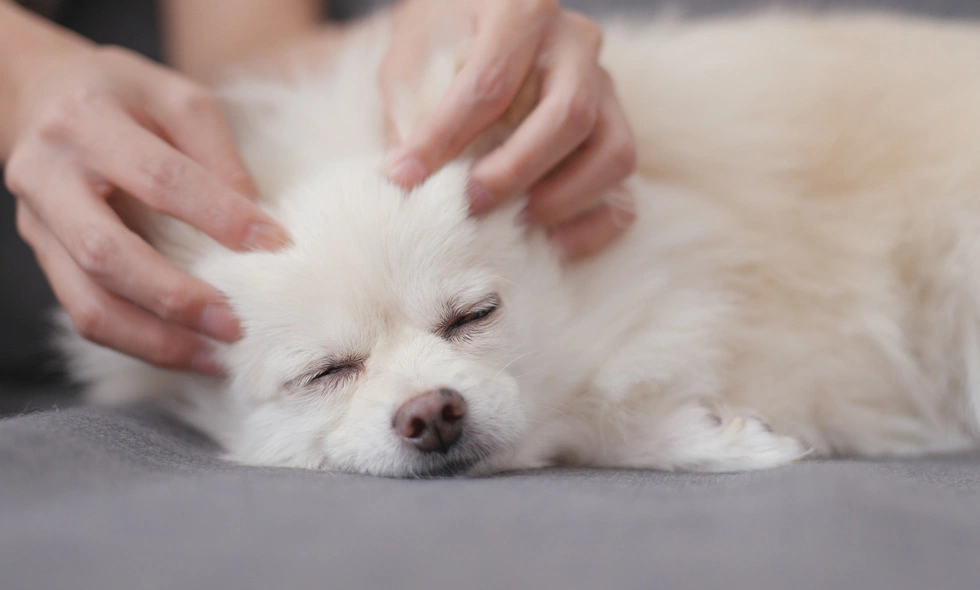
xmin=196 ymin=196 xmax=240 ymax=241
xmin=3 ymin=151 xmax=32 ymax=196
xmin=35 ymin=82 xmax=115 ymax=144
xmin=223 ymin=167 xmax=254 ymax=194
xmin=36 ymin=94 xmax=89 ymax=142
xmin=143 ymin=334 xmax=189 ymax=368
xmin=494 ymin=157 xmax=529 ymax=192
xmin=139 ymin=157 xmax=185 ymax=205
xmin=471 ymin=60 xmax=514 ymax=111
xmin=211 ymin=167 xmax=255 ymax=202
xmin=610 ymin=135 xmax=638 ymax=177
xmin=526 ymin=0 xmax=560 ymax=18
xmin=154 ymin=283 xmax=193 ymax=322
xmin=175 ymin=85 xmax=222 ymax=119
xmin=558 ymin=94 xmax=597 ymax=137
xmin=70 ymin=299 xmax=106 ymax=340
xmin=144 ymin=349 xmax=176 ymax=368
xmin=74 ymin=229 xmax=117 ymax=277
xmin=568 ymin=13 xmax=603 ymax=52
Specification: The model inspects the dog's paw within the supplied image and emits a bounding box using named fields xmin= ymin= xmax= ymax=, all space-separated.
xmin=700 ymin=413 xmax=808 ymax=472
xmin=634 ymin=402 xmax=809 ymax=473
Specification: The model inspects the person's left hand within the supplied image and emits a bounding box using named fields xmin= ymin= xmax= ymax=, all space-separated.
xmin=380 ymin=0 xmax=637 ymax=260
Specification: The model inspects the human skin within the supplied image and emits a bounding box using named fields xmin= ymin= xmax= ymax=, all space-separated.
xmin=0 ymin=0 xmax=635 ymax=373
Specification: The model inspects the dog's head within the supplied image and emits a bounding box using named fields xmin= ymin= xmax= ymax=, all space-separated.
xmin=198 ymin=160 xmax=532 ymax=476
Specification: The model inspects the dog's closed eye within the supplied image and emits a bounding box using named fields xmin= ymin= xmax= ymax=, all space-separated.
xmin=442 ymin=294 xmax=500 ymax=339
xmin=311 ymin=362 xmax=361 ymax=382
xmin=289 ymin=359 xmax=364 ymax=390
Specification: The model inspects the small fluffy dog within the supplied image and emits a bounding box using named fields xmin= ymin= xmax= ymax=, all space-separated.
xmin=62 ymin=10 xmax=980 ymax=476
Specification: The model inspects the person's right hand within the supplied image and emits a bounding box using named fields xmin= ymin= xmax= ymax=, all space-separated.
xmin=2 ymin=40 xmax=290 ymax=374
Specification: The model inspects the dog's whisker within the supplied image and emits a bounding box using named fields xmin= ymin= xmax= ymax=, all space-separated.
xmin=492 ymin=350 xmax=541 ymax=381
xmin=526 ymin=399 xmax=591 ymax=423
xmin=486 ymin=274 xmax=523 ymax=291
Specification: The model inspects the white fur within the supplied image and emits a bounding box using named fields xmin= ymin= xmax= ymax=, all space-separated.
xmin=60 ymin=11 xmax=980 ymax=476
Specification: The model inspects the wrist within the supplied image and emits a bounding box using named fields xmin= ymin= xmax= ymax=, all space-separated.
xmin=0 ymin=1 xmax=92 ymax=159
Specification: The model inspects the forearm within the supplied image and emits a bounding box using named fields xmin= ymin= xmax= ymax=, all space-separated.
xmin=160 ymin=0 xmax=324 ymax=81
xmin=0 ymin=1 xmax=91 ymax=159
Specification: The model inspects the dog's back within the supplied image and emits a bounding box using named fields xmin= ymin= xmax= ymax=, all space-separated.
xmin=594 ymin=13 xmax=980 ymax=454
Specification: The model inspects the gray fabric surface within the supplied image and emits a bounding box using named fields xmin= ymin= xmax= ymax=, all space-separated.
xmin=2 ymin=404 xmax=980 ymax=590
xmin=5 ymin=1 xmax=980 ymax=589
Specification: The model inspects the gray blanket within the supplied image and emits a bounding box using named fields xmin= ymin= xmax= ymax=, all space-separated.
xmin=3 ymin=403 xmax=980 ymax=590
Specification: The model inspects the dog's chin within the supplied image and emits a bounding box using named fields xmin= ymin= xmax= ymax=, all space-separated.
xmin=394 ymin=435 xmax=509 ymax=479
xmin=409 ymin=456 xmax=483 ymax=478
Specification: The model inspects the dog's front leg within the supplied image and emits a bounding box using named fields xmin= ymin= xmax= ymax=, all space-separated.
xmin=611 ymin=400 xmax=809 ymax=473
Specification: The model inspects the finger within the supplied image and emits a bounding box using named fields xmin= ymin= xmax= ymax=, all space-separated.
xmin=75 ymin=103 xmax=289 ymax=252
xmin=524 ymin=87 xmax=637 ymax=227
xmin=548 ymin=193 xmax=636 ymax=261
xmin=378 ymin=2 xmax=435 ymax=149
xmin=23 ymin=166 xmax=242 ymax=343
xmin=382 ymin=104 xmax=403 ymax=150
xmin=146 ymin=78 xmax=261 ymax=200
xmin=384 ymin=0 xmax=555 ymax=187
xmin=18 ymin=203 xmax=223 ymax=374
xmin=467 ymin=14 xmax=604 ymax=213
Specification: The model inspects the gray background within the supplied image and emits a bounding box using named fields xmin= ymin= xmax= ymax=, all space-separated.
xmin=3 ymin=1 xmax=980 ymax=589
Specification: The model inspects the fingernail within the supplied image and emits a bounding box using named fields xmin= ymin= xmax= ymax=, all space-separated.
xmin=191 ymin=347 xmax=226 ymax=376
xmin=243 ymin=221 xmax=291 ymax=252
xmin=468 ymin=181 xmax=495 ymax=214
xmin=385 ymin=155 xmax=427 ymax=188
xmin=199 ymin=302 xmax=241 ymax=342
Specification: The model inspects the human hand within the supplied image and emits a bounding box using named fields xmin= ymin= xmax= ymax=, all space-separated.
xmin=380 ymin=0 xmax=637 ymax=260
xmin=2 ymin=35 xmax=289 ymax=373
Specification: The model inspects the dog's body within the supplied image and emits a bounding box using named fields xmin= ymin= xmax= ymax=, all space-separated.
xmin=62 ymin=11 xmax=980 ymax=475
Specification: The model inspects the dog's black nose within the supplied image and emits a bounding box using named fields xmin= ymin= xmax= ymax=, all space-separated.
xmin=394 ymin=388 xmax=467 ymax=453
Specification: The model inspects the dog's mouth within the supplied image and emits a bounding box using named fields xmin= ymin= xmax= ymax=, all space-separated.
xmin=411 ymin=456 xmax=482 ymax=478
xmin=402 ymin=435 xmax=505 ymax=479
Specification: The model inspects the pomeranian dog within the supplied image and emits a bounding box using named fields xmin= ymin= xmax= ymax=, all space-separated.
xmin=61 ymin=10 xmax=980 ymax=476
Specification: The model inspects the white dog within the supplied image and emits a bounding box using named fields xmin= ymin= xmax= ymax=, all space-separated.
xmin=61 ymin=10 xmax=980 ymax=476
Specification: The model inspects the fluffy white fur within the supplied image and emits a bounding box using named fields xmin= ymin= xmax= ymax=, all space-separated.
xmin=61 ymin=11 xmax=980 ymax=476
